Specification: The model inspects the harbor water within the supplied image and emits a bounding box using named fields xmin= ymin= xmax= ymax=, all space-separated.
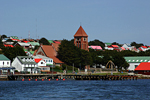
xmin=0 ymin=79 xmax=150 ymax=100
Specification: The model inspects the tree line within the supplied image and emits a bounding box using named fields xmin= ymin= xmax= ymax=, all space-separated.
xmin=57 ymin=39 xmax=150 ymax=71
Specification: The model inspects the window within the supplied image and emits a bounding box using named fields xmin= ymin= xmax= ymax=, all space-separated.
xmin=41 ymin=62 xmax=43 ymax=64
xmin=3 ymin=62 xmax=4 ymax=65
xmin=84 ymin=37 xmax=86 ymax=41
xmin=7 ymin=62 xmax=9 ymax=65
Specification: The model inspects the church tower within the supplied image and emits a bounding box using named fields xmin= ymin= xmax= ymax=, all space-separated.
xmin=74 ymin=26 xmax=88 ymax=51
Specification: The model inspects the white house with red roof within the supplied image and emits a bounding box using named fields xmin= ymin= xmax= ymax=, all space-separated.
xmin=138 ymin=46 xmax=149 ymax=51
xmin=33 ymin=55 xmax=53 ymax=67
xmin=34 ymin=58 xmax=50 ymax=73
xmin=34 ymin=44 xmax=63 ymax=67
xmin=34 ymin=58 xmax=46 ymax=67
xmin=122 ymin=43 xmax=132 ymax=50
xmin=105 ymin=45 xmax=120 ymax=51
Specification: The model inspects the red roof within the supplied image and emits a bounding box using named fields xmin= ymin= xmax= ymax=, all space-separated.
xmin=34 ymin=58 xmax=42 ymax=63
xmin=48 ymin=56 xmax=63 ymax=64
xmin=4 ymin=44 xmax=14 ymax=47
xmin=138 ymin=48 xmax=143 ymax=51
xmin=141 ymin=46 xmax=147 ymax=48
xmin=41 ymin=45 xmax=57 ymax=57
xmin=74 ymin=26 xmax=88 ymax=37
xmin=121 ymin=47 xmax=125 ymax=50
xmin=23 ymin=41 xmax=30 ymax=43
xmin=111 ymin=45 xmax=119 ymax=48
xmin=135 ymin=62 xmax=150 ymax=71
xmin=53 ymin=41 xmax=61 ymax=44
xmin=52 ymin=43 xmax=60 ymax=51
xmin=40 ymin=45 xmax=63 ymax=64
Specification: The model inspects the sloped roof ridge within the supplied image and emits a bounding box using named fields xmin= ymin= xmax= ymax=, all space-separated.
xmin=74 ymin=26 xmax=88 ymax=37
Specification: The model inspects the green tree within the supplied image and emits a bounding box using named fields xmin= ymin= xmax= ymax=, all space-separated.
xmin=57 ymin=39 xmax=93 ymax=69
xmin=88 ymin=39 xmax=105 ymax=49
xmin=131 ymin=42 xmax=144 ymax=48
xmin=1 ymin=35 xmax=7 ymax=39
xmin=6 ymin=39 xmax=13 ymax=42
xmin=2 ymin=46 xmax=26 ymax=62
xmin=39 ymin=38 xmax=50 ymax=45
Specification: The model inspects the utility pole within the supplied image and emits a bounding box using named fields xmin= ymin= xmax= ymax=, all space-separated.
xmin=73 ymin=63 xmax=74 ymax=73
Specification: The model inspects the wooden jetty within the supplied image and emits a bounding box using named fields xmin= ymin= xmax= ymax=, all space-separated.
xmin=7 ymin=74 xmax=138 ymax=81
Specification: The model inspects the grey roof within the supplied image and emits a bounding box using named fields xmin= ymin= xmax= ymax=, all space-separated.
xmin=17 ymin=56 xmax=36 ymax=64
xmin=33 ymin=55 xmax=53 ymax=60
xmin=0 ymin=54 xmax=10 ymax=61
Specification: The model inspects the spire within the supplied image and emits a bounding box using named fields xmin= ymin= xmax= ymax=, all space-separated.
xmin=74 ymin=26 xmax=88 ymax=37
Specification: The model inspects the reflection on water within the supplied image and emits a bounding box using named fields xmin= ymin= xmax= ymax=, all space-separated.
xmin=0 ymin=80 xmax=150 ymax=100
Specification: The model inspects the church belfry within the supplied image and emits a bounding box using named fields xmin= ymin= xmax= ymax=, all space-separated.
xmin=74 ymin=26 xmax=88 ymax=51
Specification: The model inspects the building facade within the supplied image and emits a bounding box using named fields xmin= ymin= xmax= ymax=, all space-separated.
xmin=74 ymin=26 xmax=88 ymax=51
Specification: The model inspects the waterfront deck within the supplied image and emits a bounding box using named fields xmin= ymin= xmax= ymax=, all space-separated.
xmin=8 ymin=74 xmax=138 ymax=81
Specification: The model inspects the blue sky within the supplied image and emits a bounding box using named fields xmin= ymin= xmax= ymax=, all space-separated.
xmin=0 ymin=0 xmax=150 ymax=45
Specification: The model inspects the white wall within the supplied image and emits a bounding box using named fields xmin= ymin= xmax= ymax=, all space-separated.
xmin=38 ymin=60 xmax=46 ymax=66
xmin=127 ymin=63 xmax=140 ymax=71
xmin=0 ymin=61 xmax=10 ymax=67
xmin=12 ymin=58 xmax=22 ymax=71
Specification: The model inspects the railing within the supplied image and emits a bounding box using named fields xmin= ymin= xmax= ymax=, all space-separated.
xmin=0 ymin=75 xmax=7 ymax=78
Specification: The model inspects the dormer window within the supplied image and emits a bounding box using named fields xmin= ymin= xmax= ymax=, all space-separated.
xmin=22 ymin=58 xmax=25 ymax=62
xmin=26 ymin=58 xmax=29 ymax=62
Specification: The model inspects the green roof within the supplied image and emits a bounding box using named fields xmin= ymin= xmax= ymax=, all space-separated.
xmin=0 ymin=54 xmax=10 ymax=61
xmin=105 ymin=43 xmax=112 ymax=46
xmin=10 ymin=36 xmax=19 ymax=39
xmin=29 ymin=51 xmax=35 ymax=54
xmin=48 ymin=40 xmax=54 ymax=44
xmin=28 ymin=42 xmax=40 ymax=46
xmin=17 ymin=56 xmax=36 ymax=64
xmin=124 ymin=56 xmax=150 ymax=63
xmin=23 ymin=48 xmax=28 ymax=52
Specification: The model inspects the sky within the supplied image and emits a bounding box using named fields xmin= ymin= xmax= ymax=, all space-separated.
xmin=0 ymin=0 xmax=150 ymax=45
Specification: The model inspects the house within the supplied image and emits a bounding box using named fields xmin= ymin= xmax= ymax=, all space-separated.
xmin=122 ymin=44 xmax=132 ymax=50
xmin=34 ymin=43 xmax=63 ymax=67
xmin=33 ymin=55 xmax=53 ymax=67
xmin=88 ymin=46 xmax=102 ymax=50
xmin=12 ymin=56 xmax=40 ymax=73
xmin=9 ymin=36 xmax=20 ymax=42
xmin=124 ymin=56 xmax=150 ymax=71
xmin=9 ymin=36 xmax=19 ymax=39
xmin=120 ymin=47 xmax=125 ymax=51
xmin=14 ymin=42 xmax=32 ymax=50
xmin=0 ymin=54 xmax=15 ymax=75
xmin=28 ymin=42 xmax=40 ymax=49
xmin=138 ymin=46 xmax=149 ymax=51
xmin=105 ymin=43 xmax=112 ymax=47
xmin=105 ymin=46 xmax=114 ymax=50
xmin=105 ymin=45 xmax=120 ymax=51
xmin=34 ymin=58 xmax=50 ymax=73
xmin=134 ymin=62 xmax=150 ymax=75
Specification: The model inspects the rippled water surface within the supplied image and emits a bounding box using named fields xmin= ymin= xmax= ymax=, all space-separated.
xmin=0 ymin=79 xmax=150 ymax=100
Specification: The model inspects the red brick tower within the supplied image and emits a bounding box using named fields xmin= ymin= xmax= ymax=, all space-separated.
xmin=74 ymin=26 xmax=88 ymax=51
